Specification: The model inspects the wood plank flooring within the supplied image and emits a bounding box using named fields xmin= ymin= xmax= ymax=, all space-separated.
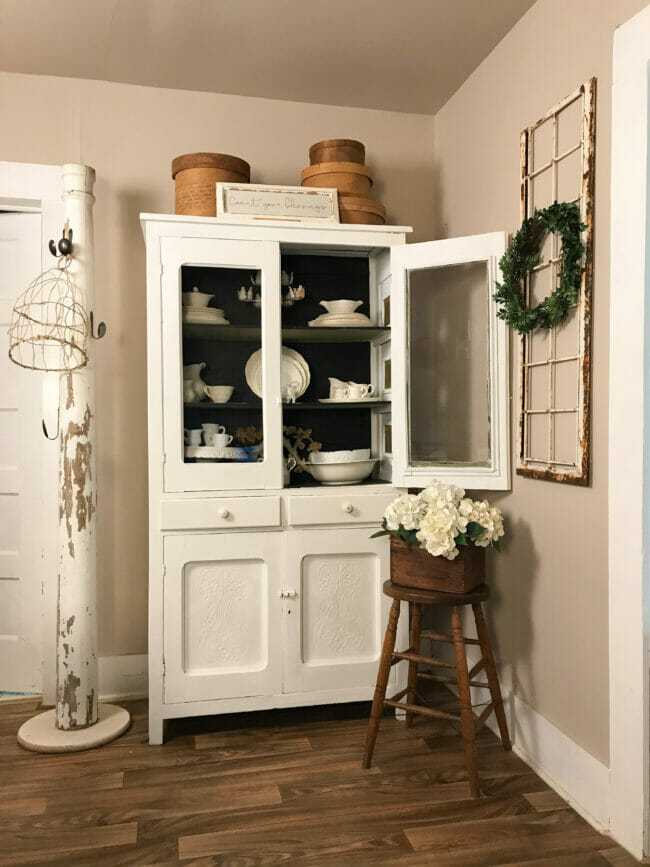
xmin=0 ymin=690 xmax=639 ymax=866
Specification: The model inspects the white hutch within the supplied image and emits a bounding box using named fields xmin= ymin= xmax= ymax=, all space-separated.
xmin=141 ymin=214 xmax=509 ymax=744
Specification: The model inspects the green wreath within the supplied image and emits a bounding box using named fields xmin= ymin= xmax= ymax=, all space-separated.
xmin=493 ymin=201 xmax=585 ymax=334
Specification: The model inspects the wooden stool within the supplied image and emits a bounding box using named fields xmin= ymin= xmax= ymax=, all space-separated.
xmin=362 ymin=580 xmax=511 ymax=797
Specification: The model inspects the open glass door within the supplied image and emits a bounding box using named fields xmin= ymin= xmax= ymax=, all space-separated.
xmin=391 ymin=233 xmax=510 ymax=490
xmin=161 ymin=236 xmax=282 ymax=492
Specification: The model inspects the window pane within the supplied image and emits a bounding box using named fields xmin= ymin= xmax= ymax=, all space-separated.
xmin=181 ymin=265 xmax=264 ymax=465
xmin=407 ymin=261 xmax=490 ymax=466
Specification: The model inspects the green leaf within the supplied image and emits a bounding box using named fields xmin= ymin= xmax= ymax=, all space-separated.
xmin=370 ymin=529 xmax=390 ymax=539
xmin=455 ymin=532 xmax=468 ymax=546
xmin=466 ymin=521 xmax=485 ymax=539
xmin=491 ymin=540 xmax=501 ymax=552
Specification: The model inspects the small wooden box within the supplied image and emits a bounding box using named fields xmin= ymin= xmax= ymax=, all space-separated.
xmin=390 ymin=537 xmax=485 ymax=594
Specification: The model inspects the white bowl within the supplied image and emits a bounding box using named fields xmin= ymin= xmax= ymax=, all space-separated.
xmin=182 ymin=289 xmax=215 ymax=308
xmin=319 ymin=299 xmax=363 ymax=315
xmin=309 ymin=449 xmax=371 ymax=464
xmin=309 ymin=459 xmax=377 ymax=485
xmin=204 ymin=385 xmax=233 ymax=403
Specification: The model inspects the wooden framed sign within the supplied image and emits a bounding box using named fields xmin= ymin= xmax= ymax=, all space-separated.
xmin=216 ymin=183 xmax=340 ymax=224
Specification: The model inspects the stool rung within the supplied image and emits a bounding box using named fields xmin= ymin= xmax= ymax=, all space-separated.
xmin=417 ymin=671 xmax=490 ymax=689
xmin=474 ymin=701 xmax=496 ymax=732
xmin=421 ymin=630 xmax=481 ymax=647
xmin=392 ymin=650 xmax=456 ymax=670
xmin=469 ymin=658 xmax=487 ymax=679
xmin=384 ymin=699 xmax=461 ymax=723
xmin=387 ymin=687 xmax=409 ymax=703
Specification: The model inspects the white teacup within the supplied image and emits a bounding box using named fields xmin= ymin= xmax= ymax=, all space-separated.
xmin=206 ymin=432 xmax=233 ymax=449
xmin=184 ymin=428 xmax=202 ymax=446
xmin=330 ymin=385 xmax=351 ymax=400
xmin=202 ymin=423 xmax=226 ymax=438
xmin=348 ymin=382 xmax=374 ymax=399
xmin=205 ymin=385 xmax=233 ymax=403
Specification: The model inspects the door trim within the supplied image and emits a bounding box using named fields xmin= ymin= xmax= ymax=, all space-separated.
xmin=0 ymin=161 xmax=62 ymax=704
xmin=608 ymin=6 xmax=650 ymax=859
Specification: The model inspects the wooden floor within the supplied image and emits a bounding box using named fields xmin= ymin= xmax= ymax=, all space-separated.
xmin=0 ymin=689 xmax=639 ymax=866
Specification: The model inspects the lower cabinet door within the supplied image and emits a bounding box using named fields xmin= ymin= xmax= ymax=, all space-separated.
xmin=283 ymin=528 xmax=404 ymax=695
xmin=163 ymin=532 xmax=282 ymax=703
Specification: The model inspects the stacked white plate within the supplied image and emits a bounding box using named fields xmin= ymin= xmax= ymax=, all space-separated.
xmin=308 ymin=312 xmax=373 ymax=327
xmin=245 ymin=346 xmax=310 ymax=399
xmin=183 ymin=307 xmax=229 ymax=325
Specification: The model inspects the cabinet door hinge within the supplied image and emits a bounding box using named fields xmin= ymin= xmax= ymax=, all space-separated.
xmin=162 ymin=660 xmax=166 ymax=677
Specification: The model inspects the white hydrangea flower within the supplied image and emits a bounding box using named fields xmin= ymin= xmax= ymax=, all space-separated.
xmin=416 ymin=504 xmax=460 ymax=560
xmin=383 ymin=493 xmax=425 ymax=532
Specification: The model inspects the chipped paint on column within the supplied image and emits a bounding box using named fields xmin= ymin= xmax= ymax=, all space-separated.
xmin=56 ymin=164 xmax=98 ymax=730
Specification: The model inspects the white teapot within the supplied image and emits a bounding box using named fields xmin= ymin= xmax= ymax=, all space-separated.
xmin=183 ymin=362 xmax=206 ymax=401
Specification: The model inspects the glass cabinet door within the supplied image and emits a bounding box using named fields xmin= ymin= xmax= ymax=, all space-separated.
xmin=390 ymin=233 xmax=510 ymax=490
xmin=160 ymin=236 xmax=282 ymax=492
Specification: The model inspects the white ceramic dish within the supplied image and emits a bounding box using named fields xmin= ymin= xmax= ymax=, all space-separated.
xmin=308 ymin=312 xmax=373 ymax=327
xmin=245 ymin=346 xmax=310 ymax=399
xmin=317 ymin=397 xmax=383 ymax=403
xmin=308 ymin=459 xmax=377 ymax=485
xmin=319 ymin=299 xmax=363 ymax=315
xmin=309 ymin=449 xmax=371 ymax=464
xmin=184 ymin=445 xmax=236 ymax=460
xmin=204 ymin=385 xmax=233 ymax=403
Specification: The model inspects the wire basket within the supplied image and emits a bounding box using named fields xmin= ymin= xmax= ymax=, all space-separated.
xmin=8 ymin=257 xmax=89 ymax=372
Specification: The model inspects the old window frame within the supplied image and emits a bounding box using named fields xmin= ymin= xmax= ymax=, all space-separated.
xmin=517 ymin=78 xmax=596 ymax=485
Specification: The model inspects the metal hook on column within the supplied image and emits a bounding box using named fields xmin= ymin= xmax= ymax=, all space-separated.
xmin=42 ymin=408 xmax=60 ymax=440
xmin=89 ymin=311 xmax=106 ymax=340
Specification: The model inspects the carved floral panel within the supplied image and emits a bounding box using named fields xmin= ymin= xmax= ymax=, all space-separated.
xmin=301 ymin=553 xmax=378 ymax=665
xmin=183 ymin=559 xmax=266 ymax=674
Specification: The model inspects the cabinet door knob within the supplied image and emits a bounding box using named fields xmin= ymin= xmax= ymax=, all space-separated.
xmin=218 ymin=508 xmax=230 ymax=519
xmin=342 ymin=502 xmax=354 ymax=513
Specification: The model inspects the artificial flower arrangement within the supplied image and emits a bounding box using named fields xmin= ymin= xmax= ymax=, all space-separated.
xmin=372 ymin=480 xmax=504 ymax=561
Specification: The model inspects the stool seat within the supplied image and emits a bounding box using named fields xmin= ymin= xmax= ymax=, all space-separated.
xmin=382 ymin=579 xmax=490 ymax=606
xmin=363 ymin=577 xmax=511 ymax=798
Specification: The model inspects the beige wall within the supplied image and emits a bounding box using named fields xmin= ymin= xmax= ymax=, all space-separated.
xmin=433 ymin=0 xmax=648 ymax=765
xmin=0 ymin=71 xmax=436 ymax=657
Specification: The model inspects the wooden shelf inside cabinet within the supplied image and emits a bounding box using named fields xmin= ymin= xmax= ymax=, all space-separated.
xmin=184 ymin=401 xmax=262 ymax=410
xmin=283 ymin=401 xmax=390 ymax=411
xmin=183 ymin=324 xmax=390 ymax=343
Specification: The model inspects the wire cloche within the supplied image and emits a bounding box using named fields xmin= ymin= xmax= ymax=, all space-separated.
xmin=8 ymin=257 xmax=89 ymax=373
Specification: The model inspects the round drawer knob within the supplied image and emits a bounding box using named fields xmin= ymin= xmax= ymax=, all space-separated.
xmin=342 ymin=502 xmax=354 ymax=514
xmin=218 ymin=508 xmax=230 ymax=519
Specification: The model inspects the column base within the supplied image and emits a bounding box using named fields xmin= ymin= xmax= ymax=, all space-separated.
xmin=17 ymin=703 xmax=130 ymax=753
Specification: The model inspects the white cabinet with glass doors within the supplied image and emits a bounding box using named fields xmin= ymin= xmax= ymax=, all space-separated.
xmin=142 ymin=214 xmax=510 ymax=743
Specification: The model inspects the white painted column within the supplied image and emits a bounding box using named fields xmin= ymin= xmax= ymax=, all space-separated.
xmin=17 ymin=164 xmax=129 ymax=752
xmin=56 ymin=164 xmax=98 ymax=729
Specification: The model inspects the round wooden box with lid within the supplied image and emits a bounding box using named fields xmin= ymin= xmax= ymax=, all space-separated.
xmin=338 ymin=196 xmax=386 ymax=225
xmin=301 ymin=162 xmax=373 ymax=198
xmin=309 ymin=138 xmax=366 ymax=165
xmin=172 ymin=152 xmax=250 ymax=217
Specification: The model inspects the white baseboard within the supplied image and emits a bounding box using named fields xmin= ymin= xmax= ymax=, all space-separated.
xmin=458 ymin=650 xmax=610 ymax=833
xmin=98 ymin=654 xmax=148 ymax=702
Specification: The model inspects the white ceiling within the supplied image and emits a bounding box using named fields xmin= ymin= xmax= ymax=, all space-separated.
xmin=0 ymin=0 xmax=534 ymax=114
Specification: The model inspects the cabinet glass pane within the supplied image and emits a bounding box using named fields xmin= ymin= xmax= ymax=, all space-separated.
xmin=407 ymin=261 xmax=490 ymax=466
xmin=181 ymin=265 xmax=264 ymax=465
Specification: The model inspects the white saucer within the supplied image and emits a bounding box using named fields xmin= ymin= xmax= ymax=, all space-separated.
xmin=308 ymin=312 xmax=373 ymax=327
xmin=318 ymin=397 xmax=383 ymax=403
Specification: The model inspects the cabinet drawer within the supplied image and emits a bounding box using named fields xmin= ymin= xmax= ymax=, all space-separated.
xmin=161 ymin=496 xmax=281 ymax=531
xmin=287 ymin=493 xmax=394 ymax=527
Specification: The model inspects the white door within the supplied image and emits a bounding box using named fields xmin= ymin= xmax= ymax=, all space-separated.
xmin=163 ymin=531 xmax=283 ymax=703
xmin=391 ymin=233 xmax=510 ymax=490
xmin=160 ymin=236 xmax=282 ymax=492
xmin=0 ymin=212 xmax=46 ymax=694
xmin=283 ymin=528 xmax=407 ymax=695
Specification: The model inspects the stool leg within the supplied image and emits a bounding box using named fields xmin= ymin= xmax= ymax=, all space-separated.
xmin=451 ymin=605 xmax=480 ymax=798
xmin=472 ymin=603 xmax=511 ymax=751
xmin=405 ymin=602 xmax=422 ymax=728
xmin=363 ymin=598 xmax=401 ymax=769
